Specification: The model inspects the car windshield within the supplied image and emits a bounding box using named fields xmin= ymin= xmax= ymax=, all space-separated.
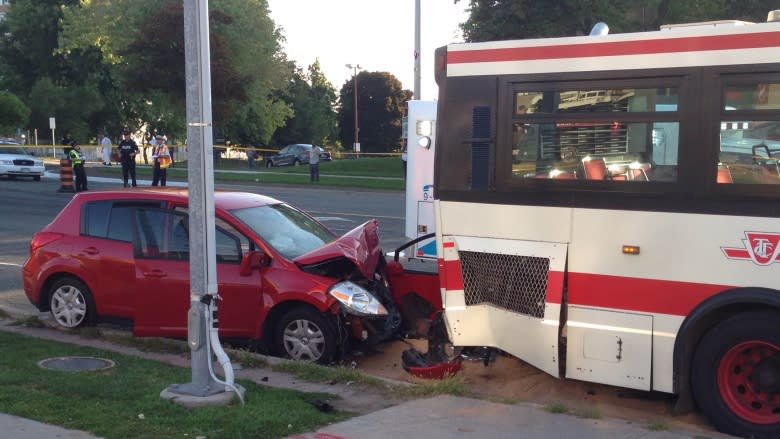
xmin=230 ymin=203 xmax=335 ymax=259
xmin=0 ymin=146 xmax=28 ymax=155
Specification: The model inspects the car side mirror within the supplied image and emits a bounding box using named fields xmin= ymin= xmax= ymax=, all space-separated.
xmin=240 ymin=250 xmax=269 ymax=276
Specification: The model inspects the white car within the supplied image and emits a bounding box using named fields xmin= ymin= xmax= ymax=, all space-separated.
xmin=0 ymin=144 xmax=45 ymax=181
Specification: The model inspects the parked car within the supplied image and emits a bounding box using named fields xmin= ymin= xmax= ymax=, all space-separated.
xmin=0 ymin=144 xmax=45 ymax=181
xmin=265 ymin=144 xmax=332 ymax=167
xmin=22 ymin=190 xmax=438 ymax=364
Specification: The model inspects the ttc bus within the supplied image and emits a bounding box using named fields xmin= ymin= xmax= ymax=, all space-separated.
xmin=432 ymin=13 xmax=780 ymax=439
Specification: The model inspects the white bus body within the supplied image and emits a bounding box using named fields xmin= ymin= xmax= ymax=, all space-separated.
xmin=433 ymin=15 xmax=780 ymax=438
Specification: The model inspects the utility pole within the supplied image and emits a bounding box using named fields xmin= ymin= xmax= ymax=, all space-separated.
xmin=161 ymin=0 xmax=240 ymax=406
xmin=414 ymin=0 xmax=421 ymax=100
xmin=346 ymin=63 xmax=362 ymax=158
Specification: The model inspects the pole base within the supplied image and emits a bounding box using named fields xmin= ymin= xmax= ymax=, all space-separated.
xmin=161 ymin=383 xmax=245 ymax=408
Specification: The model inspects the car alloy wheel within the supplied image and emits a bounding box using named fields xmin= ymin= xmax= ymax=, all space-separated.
xmin=276 ymin=308 xmax=336 ymax=364
xmin=49 ymin=278 xmax=94 ymax=328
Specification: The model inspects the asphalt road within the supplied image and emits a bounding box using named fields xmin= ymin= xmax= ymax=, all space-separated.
xmin=0 ymin=176 xmax=407 ymax=310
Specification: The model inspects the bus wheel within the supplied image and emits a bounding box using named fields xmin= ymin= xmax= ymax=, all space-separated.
xmin=691 ymin=311 xmax=780 ymax=438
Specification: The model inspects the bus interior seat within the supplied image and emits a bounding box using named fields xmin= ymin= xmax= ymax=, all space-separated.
xmin=582 ymin=156 xmax=609 ymax=180
xmin=550 ymin=169 xmax=577 ymax=179
xmin=717 ymin=164 xmax=733 ymax=184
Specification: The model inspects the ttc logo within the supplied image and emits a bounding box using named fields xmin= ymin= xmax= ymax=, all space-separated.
xmin=722 ymin=231 xmax=780 ymax=266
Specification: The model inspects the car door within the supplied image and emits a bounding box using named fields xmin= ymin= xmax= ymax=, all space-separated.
xmin=277 ymin=146 xmax=292 ymax=166
xmin=132 ymin=208 xmax=263 ymax=338
xmin=75 ymin=200 xmax=163 ymax=318
xmin=132 ymin=208 xmax=190 ymax=337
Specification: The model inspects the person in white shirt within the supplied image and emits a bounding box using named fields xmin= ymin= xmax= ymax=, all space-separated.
xmin=309 ymin=143 xmax=324 ymax=182
xmin=100 ymin=132 xmax=112 ymax=166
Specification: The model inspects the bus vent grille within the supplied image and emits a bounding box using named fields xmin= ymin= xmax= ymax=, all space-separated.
xmin=459 ymin=251 xmax=549 ymax=318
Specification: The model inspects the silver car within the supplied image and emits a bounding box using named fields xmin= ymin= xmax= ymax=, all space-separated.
xmin=0 ymin=144 xmax=45 ymax=181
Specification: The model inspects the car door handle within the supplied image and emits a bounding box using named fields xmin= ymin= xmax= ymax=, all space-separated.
xmin=143 ymin=270 xmax=167 ymax=278
xmin=83 ymin=247 xmax=99 ymax=255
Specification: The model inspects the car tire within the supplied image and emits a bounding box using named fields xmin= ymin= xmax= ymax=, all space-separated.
xmin=690 ymin=311 xmax=780 ymax=439
xmin=266 ymin=161 xmax=273 ymax=168
xmin=275 ymin=308 xmax=337 ymax=364
xmin=293 ymin=159 xmax=301 ymax=167
xmin=48 ymin=277 xmax=96 ymax=329
xmin=33 ymin=175 xmax=41 ymax=181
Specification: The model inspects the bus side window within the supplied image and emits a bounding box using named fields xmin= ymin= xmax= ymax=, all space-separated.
xmin=719 ymin=120 xmax=780 ymax=185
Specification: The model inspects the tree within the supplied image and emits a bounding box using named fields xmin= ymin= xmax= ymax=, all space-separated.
xmin=0 ymin=92 xmax=31 ymax=136
xmin=338 ymin=71 xmax=412 ymax=154
xmin=456 ymin=0 xmax=635 ymax=41
xmin=455 ymin=0 xmax=779 ymax=42
xmin=273 ymin=59 xmax=338 ymax=146
xmin=0 ymin=0 xmax=114 ymax=141
xmin=59 ymin=0 xmax=292 ymax=142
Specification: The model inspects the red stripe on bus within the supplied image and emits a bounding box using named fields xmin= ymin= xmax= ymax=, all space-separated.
xmin=723 ymin=248 xmax=750 ymax=259
xmin=438 ymin=258 xmax=464 ymax=291
xmin=567 ymin=272 xmax=732 ymax=316
xmin=448 ymin=31 xmax=780 ymax=65
xmin=443 ymin=241 xmax=455 ymax=248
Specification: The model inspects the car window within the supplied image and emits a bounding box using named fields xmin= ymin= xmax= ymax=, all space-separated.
xmin=83 ymin=200 xmax=164 ymax=241
xmin=279 ymin=146 xmax=290 ymax=154
xmin=173 ymin=206 xmax=251 ymax=263
xmin=230 ymin=203 xmax=334 ymax=259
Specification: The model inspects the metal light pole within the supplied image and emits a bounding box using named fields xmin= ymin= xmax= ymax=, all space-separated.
xmin=346 ymin=63 xmax=362 ymax=158
xmin=414 ymin=0 xmax=421 ymax=100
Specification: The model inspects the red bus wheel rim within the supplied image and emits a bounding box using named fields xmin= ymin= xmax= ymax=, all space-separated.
xmin=717 ymin=340 xmax=780 ymax=425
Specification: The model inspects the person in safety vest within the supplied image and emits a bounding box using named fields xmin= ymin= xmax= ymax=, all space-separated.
xmin=151 ymin=134 xmax=170 ymax=187
xmin=69 ymin=140 xmax=88 ymax=192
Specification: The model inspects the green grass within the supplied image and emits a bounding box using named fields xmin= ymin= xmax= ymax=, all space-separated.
xmin=271 ymin=360 xmax=387 ymax=388
xmin=0 ymin=331 xmax=349 ymax=439
xmin=646 ymin=420 xmax=669 ymax=431
xmin=544 ymin=402 xmax=570 ymax=414
xmin=85 ymin=156 xmax=405 ymax=190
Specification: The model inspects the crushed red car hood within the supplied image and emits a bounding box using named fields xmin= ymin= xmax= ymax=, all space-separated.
xmin=293 ymin=219 xmax=381 ymax=278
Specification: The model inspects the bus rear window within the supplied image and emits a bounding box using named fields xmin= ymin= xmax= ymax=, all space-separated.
xmin=516 ymin=88 xmax=678 ymax=115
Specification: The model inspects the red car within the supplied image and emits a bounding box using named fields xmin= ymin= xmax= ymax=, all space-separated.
xmin=22 ymin=189 xmax=440 ymax=363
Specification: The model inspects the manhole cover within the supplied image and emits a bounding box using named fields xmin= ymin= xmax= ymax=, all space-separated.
xmin=38 ymin=356 xmax=115 ymax=372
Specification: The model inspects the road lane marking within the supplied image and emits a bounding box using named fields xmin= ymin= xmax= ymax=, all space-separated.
xmin=314 ymin=216 xmax=353 ymax=222
xmin=0 ymin=262 xmax=22 ymax=267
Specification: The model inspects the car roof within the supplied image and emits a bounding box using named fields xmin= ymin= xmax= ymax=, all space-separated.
xmin=71 ymin=189 xmax=282 ymax=210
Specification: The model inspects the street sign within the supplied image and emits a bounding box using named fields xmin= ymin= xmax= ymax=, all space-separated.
xmin=49 ymin=117 xmax=56 ymax=130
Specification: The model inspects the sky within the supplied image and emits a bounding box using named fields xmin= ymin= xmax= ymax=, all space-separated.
xmin=266 ymin=0 xmax=469 ymax=101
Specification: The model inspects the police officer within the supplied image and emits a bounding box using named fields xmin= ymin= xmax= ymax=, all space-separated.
xmin=118 ymin=128 xmax=139 ymax=187
xmin=69 ymin=141 xmax=88 ymax=192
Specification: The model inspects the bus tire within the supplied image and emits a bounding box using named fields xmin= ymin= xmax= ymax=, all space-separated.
xmin=691 ymin=311 xmax=780 ymax=439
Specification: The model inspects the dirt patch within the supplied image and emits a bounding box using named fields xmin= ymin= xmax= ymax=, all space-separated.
xmin=345 ymin=338 xmax=720 ymax=436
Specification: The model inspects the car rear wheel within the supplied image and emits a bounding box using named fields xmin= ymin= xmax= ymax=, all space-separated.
xmin=48 ymin=277 xmax=95 ymax=329
xmin=266 ymin=161 xmax=273 ymax=168
xmin=293 ymin=159 xmax=301 ymax=166
xmin=691 ymin=311 xmax=780 ymax=439
xmin=33 ymin=175 xmax=41 ymax=181
xmin=275 ymin=308 xmax=337 ymax=364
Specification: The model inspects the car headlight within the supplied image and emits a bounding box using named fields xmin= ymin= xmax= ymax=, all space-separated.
xmin=328 ymin=281 xmax=387 ymax=316
xmin=0 ymin=160 xmax=12 ymax=165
